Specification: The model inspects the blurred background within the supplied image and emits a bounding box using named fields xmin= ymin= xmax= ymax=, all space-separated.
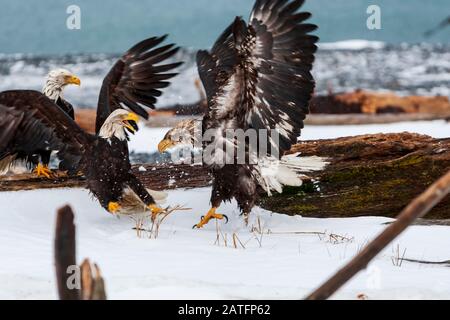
xmin=0 ymin=0 xmax=449 ymax=113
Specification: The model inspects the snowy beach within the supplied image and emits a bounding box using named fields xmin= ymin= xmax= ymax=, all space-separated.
xmin=1 ymin=187 xmax=449 ymax=300
xmin=1 ymin=120 xmax=449 ymax=300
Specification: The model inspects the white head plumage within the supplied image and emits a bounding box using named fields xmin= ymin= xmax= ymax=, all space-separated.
xmin=42 ymin=69 xmax=80 ymax=101
xmin=98 ymin=109 xmax=140 ymax=141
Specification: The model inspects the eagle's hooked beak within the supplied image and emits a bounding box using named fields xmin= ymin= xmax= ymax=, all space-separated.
xmin=65 ymin=75 xmax=81 ymax=86
xmin=158 ymin=139 xmax=175 ymax=153
xmin=122 ymin=112 xmax=140 ymax=134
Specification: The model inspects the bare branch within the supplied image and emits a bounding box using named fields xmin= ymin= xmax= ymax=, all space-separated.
xmin=306 ymin=170 xmax=450 ymax=300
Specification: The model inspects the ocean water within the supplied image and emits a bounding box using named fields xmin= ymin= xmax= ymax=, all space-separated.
xmin=0 ymin=1 xmax=449 ymax=107
xmin=0 ymin=42 xmax=449 ymax=108
xmin=0 ymin=0 xmax=448 ymax=55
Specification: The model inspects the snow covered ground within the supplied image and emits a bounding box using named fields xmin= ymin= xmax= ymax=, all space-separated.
xmin=1 ymin=120 xmax=450 ymax=300
xmin=299 ymin=120 xmax=450 ymax=140
xmin=0 ymin=188 xmax=449 ymax=300
xmin=131 ymin=120 xmax=450 ymax=155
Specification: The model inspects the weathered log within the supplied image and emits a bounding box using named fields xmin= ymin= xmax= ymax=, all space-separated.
xmin=158 ymin=89 xmax=450 ymax=116
xmin=54 ymin=206 xmax=108 ymax=300
xmin=80 ymin=259 xmax=107 ymax=300
xmin=76 ymin=110 xmax=449 ymax=134
xmin=2 ymin=133 xmax=449 ymax=219
xmin=55 ymin=205 xmax=80 ymax=300
xmin=0 ymin=164 xmax=211 ymax=192
xmin=261 ymin=133 xmax=450 ymax=220
xmin=309 ymin=90 xmax=450 ymax=115
xmin=74 ymin=89 xmax=450 ymax=133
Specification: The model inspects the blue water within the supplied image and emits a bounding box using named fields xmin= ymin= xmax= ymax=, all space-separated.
xmin=0 ymin=0 xmax=449 ymax=54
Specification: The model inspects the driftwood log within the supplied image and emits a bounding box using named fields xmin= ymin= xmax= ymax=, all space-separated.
xmin=2 ymin=133 xmax=449 ymax=219
xmin=74 ymin=89 xmax=450 ymax=134
xmin=54 ymin=205 xmax=107 ymax=300
xmin=55 ymin=205 xmax=80 ymax=300
xmin=261 ymin=133 xmax=450 ymax=220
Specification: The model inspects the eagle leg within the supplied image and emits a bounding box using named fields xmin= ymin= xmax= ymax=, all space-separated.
xmin=193 ymin=207 xmax=229 ymax=229
xmin=107 ymin=202 xmax=121 ymax=214
xmin=33 ymin=163 xmax=53 ymax=179
xmin=148 ymin=204 xmax=165 ymax=222
xmin=241 ymin=212 xmax=250 ymax=227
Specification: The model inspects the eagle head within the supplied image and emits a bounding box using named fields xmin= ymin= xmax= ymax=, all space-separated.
xmin=99 ymin=109 xmax=140 ymax=141
xmin=158 ymin=119 xmax=200 ymax=153
xmin=43 ymin=69 xmax=81 ymax=101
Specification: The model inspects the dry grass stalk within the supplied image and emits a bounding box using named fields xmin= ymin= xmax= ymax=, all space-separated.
xmin=130 ymin=205 xmax=190 ymax=239
xmin=232 ymin=233 xmax=246 ymax=249
xmin=391 ymin=244 xmax=407 ymax=267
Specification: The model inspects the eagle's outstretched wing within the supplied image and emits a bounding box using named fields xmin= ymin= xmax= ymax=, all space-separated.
xmin=96 ymin=35 xmax=183 ymax=132
xmin=0 ymin=90 xmax=90 ymax=172
xmin=198 ymin=0 xmax=318 ymax=155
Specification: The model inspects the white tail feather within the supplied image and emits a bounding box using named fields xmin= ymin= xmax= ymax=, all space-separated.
xmin=117 ymin=188 xmax=169 ymax=215
xmin=0 ymin=154 xmax=29 ymax=175
xmin=258 ymin=154 xmax=329 ymax=196
xmin=147 ymin=189 xmax=169 ymax=203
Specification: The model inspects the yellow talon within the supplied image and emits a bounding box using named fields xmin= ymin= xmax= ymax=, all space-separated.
xmin=108 ymin=202 xmax=121 ymax=214
xmin=148 ymin=204 xmax=165 ymax=221
xmin=194 ymin=208 xmax=228 ymax=229
xmin=33 ymin=163 xmax=53 ymax=179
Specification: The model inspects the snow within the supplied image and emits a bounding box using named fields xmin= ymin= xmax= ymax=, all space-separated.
xmin=300 ymin=120 xmax=450 ymax=141
xmin=128 ymin=127 xmax=172 ymax=154
xmin=1 ymin=187 xmax=450 ymax=300
xmin=1 ymin=120 xmax=450 ymax=299
xmin=318 ymin=40 xmax=386 ymax=51
xmin=128 ymin=121 xmax=450 ymax=155
xmin=16 ymin=119 xmax=440 ymax=175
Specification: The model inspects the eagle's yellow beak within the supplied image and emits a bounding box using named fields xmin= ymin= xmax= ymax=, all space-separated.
xmin=65 ymin=75 xmax=81 ymax=86
xmin=158 ymin=139 xmax=175 ymax=153
xmin=122 ymin=112 xmax=140 ymax=133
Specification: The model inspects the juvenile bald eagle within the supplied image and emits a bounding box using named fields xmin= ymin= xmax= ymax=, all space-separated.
xmin=159 ymin=0 xmax=318 ymax=227
xmin=0 ymin=35 xmax=182 ymax=215
xmin=1 ymin=35 xmax=181 ymax=179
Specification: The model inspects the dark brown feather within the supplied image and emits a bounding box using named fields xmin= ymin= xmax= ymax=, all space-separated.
xmin=195 ymin=0 xmax=318 ymax=217
xmin=95 ymin=36 xmax=182 ymax=133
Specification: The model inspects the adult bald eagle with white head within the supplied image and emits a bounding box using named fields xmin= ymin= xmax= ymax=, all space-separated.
xmin=1 ymin=35 xmax=180 ymax=176
xmin=0 ymin=35 xmax=181 ymax=215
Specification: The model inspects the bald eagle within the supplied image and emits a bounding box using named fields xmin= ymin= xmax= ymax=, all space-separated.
xmin=0 ymin=35 xmax=182 ymax=215
xmin=26 ymin=68 xmax=81 ymax=178
xmin=0 ymin=91 xmax=162 ymax=214
xmin=43 ymin=68 xmax=81 ymax=119
xmin=1 ymin=35 xmax=181 ymax=179
xmin=1 ymin=69 xmax=81 ymax=177
xmin=158 ymin=0 xmax=318 ymax=228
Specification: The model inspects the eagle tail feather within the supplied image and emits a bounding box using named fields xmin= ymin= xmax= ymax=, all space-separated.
xmin=258 ymin=153 xmax=329 ymax=196
xmin=0 ymin=154 xmax=17 ymax=174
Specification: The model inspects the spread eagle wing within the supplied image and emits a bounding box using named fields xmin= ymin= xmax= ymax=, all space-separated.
xmin=0 ymin=90 xmax=90 ymax=172
xmin=198 ymin=0 xmax=318 ymax=156
xmin=96 ymin=35 xmax=183 ymax=133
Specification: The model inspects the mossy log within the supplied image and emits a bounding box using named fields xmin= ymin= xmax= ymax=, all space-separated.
xmin=1 ymin=133 xmax=449 ymax=219
xmin=261 ymin=133 xmax=450 ymax=219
